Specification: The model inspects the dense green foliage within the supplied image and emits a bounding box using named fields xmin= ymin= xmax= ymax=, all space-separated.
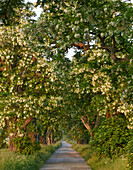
xmin=90 ymin=115 xmax=130 ymax=158
xmin=12 ymin=136 xmax=41 ymax=155
xmin=127 ymin=137 xmax=133 ymax=170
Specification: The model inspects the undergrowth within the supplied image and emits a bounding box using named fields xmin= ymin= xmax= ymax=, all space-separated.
xmin=72 ymin=144 xmax=128 ymax=170
xmin=0 ymin=141 xmax=61 ymax=170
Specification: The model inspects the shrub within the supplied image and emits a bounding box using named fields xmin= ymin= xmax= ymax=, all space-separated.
xmin=0 ymin=127 xmax=8 ymax=149
xmin=72 ymin=143 xmax=128 ymax=170
xmin=2 ymin=141 xmax=61 ymax=170
xmin=90 ymin=115 xmax=130 ymax=158
xmin=12 ymin=136 xmax=41 ymax=155
xmin=127 ymin=136 xmax=133 ymax=170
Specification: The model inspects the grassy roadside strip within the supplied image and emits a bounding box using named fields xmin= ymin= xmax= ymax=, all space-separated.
xmin=0 ymin=141 xmax=61 ymax=170
xmin=72 ymin=143 xmax=128 ymax=170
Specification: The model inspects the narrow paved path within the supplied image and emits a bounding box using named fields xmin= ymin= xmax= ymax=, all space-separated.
xmin=40 ymin=141 xmax=91 ymax=170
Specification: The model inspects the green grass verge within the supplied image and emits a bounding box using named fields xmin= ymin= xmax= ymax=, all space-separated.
xmin=72 ymin=144 xmax=128 ymax=170
xmin=0 ymin=141 xmax=61 ymax=170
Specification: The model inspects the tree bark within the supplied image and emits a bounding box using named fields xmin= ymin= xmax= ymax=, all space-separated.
xmin=51 ymin=131 xmax=53 ymax=144
xmin=0 ymin=58 xmax=4 ymax=72
xmin=47 ymin=131 xmax=51 ymax=145
xmin=80 ymin=116 xmax=94 ymax=138
xmin=6 ymin=119 xmax=17 ymax=151
xmin=21 ymin=117 xmax=33 ymax=130
xmin=80 ymin=112 xmax=100 ymax=139
xmin=72 ymin=41 xmax=90 ymax=51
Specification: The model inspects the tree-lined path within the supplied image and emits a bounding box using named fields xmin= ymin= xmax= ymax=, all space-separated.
xmin=40 ymin=141 xmax=91 ymax=170
xmin=0 ymin=0 xmax=132 ymax=169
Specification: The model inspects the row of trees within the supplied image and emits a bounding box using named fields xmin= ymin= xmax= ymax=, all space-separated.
xmin=0 ymin=0 xmax=132 ymax=165
xmin=0 ymin=1 xmax=63 ymax=152
xmin=36 ymin=0 xmax=132 ymax=139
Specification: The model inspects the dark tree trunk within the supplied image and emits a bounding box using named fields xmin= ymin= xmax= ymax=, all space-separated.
xmin=8 ymin=135 xmax=17 ymax=151
xmin=7 ymin=117 xmax=33 ymax=151
xmin=7 ymin=119 xmax=17 ymax=151
xmin=47 ymin=131 xmax=51 ymax=145
xmin=44 ymin=128 xmax=48 ymax=145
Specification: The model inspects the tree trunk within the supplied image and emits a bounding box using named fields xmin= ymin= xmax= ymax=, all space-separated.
xmin=8 ymin=136 xmax=17 ymax=151
xmin=28 ymin=133 xmax=35 ymax=143
xmin=41 ymin=128 xmax=48 ymax=145
xmin=7 ymin=119 xmax=17 ymax=151
xmin=44 ymin=132 xmax=47 ymax=145
xmin=80 ymin=116 xmax=94 ymax=138
xmin=47 ymin=131 xmax=51 ymax=145
xmin=80 ymin=112 xmax=100 ymax=139
xmin=51 ymin=132 xmax=53 ymax=144
xmin=7 ymin=117 xmax=33 ymax=151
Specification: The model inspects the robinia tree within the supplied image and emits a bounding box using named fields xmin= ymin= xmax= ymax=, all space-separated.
xmin=0 ymin=2 xmax=61 ymax=151
xmin=33 ymin=0 xmax=132 ymax=135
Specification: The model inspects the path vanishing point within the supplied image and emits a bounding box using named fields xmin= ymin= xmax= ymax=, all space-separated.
xmin=40 ymin=141 xmax=91 ymax=170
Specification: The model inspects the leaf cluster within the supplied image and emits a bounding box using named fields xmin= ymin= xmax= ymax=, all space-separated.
xmin=12 ymin=136 xmax=41 ymax=155
xmin=90 ymin=115 xmax=131 ymax=158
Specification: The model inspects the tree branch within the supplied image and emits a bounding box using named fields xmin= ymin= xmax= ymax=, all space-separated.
xmin=72 ymin=42 xmax=90 ymax=51
xmin=0 ymin=58 xmax=4 ymax=72
xmin=21 ymin=117 xmax=33 ymax=130
xmin=0 ymin=58 xmax=4 ymax=65
xmin=98 ymin=34 xmax=129 ymax=62
xmin=94 ymin=114 xmax=100 ymax=129
xmin=80 ymin=115 xmax=93 ymax=138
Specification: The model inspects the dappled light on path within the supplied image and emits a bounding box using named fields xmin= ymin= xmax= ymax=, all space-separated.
xmin=40 ymin=141 xmax=91 ymax=170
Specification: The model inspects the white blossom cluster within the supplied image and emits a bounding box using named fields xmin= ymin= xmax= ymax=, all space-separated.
xmin=0 ymin=21 xmax=61 ymax=140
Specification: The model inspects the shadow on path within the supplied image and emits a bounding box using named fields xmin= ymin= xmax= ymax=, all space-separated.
xmin=40 ymin=141 xmax=91 ymax=170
